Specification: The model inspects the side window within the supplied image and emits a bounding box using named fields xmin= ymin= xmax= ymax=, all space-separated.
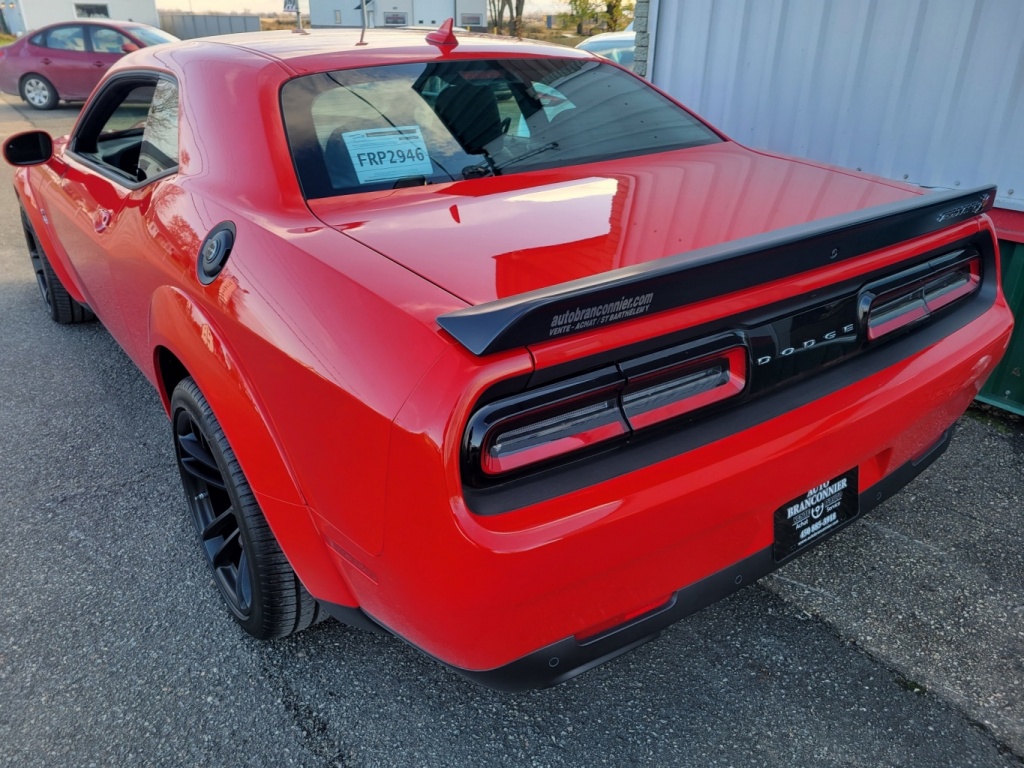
xmin=72 ymin=76 xmax=179 ymax=184
xmin=45 ymin=26 xmax=86 ymax=51
xmin=99 ymin=84 xmax=154 ymax=133
xmin=137 ymin=80 xmax=180 ymax=179
xmin=89 ymin=27 xmax=131 ymax=54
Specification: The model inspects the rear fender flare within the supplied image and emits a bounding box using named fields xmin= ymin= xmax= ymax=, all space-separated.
xmin=148 ymin=286 xmax=358 ymax=605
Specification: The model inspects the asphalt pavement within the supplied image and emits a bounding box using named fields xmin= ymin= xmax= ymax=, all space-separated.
xmin=1 ymin=92 xmax=1022 ymax=767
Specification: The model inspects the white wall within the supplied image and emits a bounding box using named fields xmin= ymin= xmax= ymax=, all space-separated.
xmin=647 ymin=0 xmax=1024 ymax=212
xmin=310 ymin=0 xmax=487 ymax=29
xmin=19 ymin=0 xmax=160 ymax=30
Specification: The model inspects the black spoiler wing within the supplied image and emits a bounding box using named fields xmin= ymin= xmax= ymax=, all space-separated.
xmin=436 ymin=185 xmax=996 ymax=356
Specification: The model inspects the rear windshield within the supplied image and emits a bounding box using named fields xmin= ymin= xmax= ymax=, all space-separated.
xmin=128 ymin=27 xmax=180 ymax=47
xmin=281 ymin=58 xmax=720 ymax=199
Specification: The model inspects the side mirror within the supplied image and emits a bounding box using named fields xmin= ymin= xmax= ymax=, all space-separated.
xmin=3 ymin=131 xmax=53 ymax=166
xmin=121 ymin=42 xmax=140 ymax=53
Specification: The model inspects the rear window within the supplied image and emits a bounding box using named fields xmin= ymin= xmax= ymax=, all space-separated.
xmin=127 ymin=26 xmax=179 ymax=47
xmin=43 ymin=26 xmax=86 ymax=51
xmin=281 ymin=58 xmax=720 ymax=199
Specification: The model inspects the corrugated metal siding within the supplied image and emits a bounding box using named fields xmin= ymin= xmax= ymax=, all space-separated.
xmin=648 ymin=0 xmax=1024 ymax=212
xmin=158 ymin=14 xmax=260 ymax=40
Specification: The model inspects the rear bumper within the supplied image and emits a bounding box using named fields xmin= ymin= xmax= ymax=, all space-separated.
xmin=443 ymin=425 xmax=954 ymax=691
xmin=323 ymin=426 xmax=953 ymax=691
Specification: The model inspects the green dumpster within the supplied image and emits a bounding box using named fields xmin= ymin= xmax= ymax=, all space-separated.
xmin=976 ymin=239 xmax=1024 ymax=416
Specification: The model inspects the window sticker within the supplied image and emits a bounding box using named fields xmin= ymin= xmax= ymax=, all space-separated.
xmin=343 ymin=125 xmax=433 ymax=184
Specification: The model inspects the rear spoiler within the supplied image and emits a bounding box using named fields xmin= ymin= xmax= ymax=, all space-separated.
xmin=436 ymin=185 xmax=995 ymax=356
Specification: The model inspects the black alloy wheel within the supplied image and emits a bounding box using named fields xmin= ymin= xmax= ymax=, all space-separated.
xmin=175 ymin=403 xmax=253 ymax=620
xmin=21 ymin=208 xmax=95 ymax=324
xmin=26 ymin=221 xmax=53 ymax=314
xmin=171 ymin=378 xmax=323 ymax=639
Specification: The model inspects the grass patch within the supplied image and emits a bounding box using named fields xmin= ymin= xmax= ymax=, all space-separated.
xmin=261 ymin=16 xmax=309 ymax=31
xmin=0 ymin=33 xmax=17 ymax=46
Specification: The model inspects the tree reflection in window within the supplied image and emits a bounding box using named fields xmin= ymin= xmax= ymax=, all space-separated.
xmin=138 ymin=80 xmax=180 ymax=180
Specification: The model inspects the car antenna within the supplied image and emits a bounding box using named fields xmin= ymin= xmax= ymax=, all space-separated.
xmin=426 ymin=18 xmax=459 ymax=50
xmin=357 ymin=0 xmax=370 ymax=46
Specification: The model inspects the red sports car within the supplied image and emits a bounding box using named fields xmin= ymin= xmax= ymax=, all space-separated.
xmin=0 ymin=19 xmax=178 ymax=109
xmin=3 ymin=22 xmax=1013 ymax=690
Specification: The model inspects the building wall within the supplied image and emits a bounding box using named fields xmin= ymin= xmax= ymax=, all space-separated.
xmin=11 ymin=0 xmax=160 ymax=31
xmin=638 ymin=0 xmax=1024 ymax=213
xmin=159 ymin=13 xmax=260 ymax=40
xmin=310 ymin=0 xmax=487 ymax=30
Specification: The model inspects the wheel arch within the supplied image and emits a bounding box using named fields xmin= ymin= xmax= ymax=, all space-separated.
xmin=20 ymin=72 xmax=46 ymax=85
xmin=149 ymin=287 xmax=301 ymax=500
xmin=149 ymin=286 xmax=359 ymax=606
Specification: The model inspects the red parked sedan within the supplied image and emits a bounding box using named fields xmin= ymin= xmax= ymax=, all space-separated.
xmin=0 ymin=19 xmax=177 ymax=109
xmin=2 ymin=23 xmax=1013 ymax=689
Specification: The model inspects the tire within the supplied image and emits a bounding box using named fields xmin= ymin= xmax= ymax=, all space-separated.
xmin=21 ymin=209 xmax=95 ymax=324
xmin=19 ymin=74 xmax=59 ymax=110
xmin=171 ymin=377 xmax=323 ymax=639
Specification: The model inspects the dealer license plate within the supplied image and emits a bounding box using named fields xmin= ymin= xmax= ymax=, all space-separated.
xmin=773 ymin=468 xmax=859 ymax=561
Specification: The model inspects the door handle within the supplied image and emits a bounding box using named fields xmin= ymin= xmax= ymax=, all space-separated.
xmin=93 ymin=61 xmax=105 ymax=68
xmin=94 ymin=209 xmax=112 ymax=233
xmin=41 ymin=57 xmax=51 ymax=65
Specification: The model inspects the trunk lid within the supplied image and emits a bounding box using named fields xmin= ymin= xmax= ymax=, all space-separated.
xmin=309 ymin=142 xmax=919 ymax=306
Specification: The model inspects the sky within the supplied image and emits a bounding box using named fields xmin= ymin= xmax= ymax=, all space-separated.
xmin=155 ymin=0 xmax=563 ymax=15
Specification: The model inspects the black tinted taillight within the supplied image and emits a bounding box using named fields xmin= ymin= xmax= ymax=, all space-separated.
xmin=466 ymin=367 xmax=629 ymax=479
xmin=464 ymin=337 xmax=749 ymax=481
xmin=482 ymin=396 xmax=629 ymax=475
xmin=863 ymin=250 xmax=981 ymax=341
xmin=621 ymin=346 xmax=747 ymax=431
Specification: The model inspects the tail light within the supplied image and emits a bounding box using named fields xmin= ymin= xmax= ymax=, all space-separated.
xmin=465 ymin=337 xmax=748 ymax=481
xmin=482 ymin=391 xmax=629 ymax=475
xmin=621 ymin=346 xmax=747 ymax=431
xmin=470 ymin=367 xmax=630 ymax=477
xmin=862 ymin=249 xmax=981 ymax=341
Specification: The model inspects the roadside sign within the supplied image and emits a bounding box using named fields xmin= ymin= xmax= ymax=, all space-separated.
xmin=283 ymin=0 xmax=298 ymax=12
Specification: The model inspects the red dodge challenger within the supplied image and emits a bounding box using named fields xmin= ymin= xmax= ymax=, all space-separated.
xmin=4 ymin=23 xmax=1013 ymax=690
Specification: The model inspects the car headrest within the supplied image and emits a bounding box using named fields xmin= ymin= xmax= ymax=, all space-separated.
xmin=433 ymin=81 xmax=504 ymax=156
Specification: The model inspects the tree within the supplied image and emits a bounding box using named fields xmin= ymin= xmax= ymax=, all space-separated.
xmin=488 ymin=0 xmax=511 ymax=33
xmin=508 ymin=0 xmax=526 ymax=36
xmin=603 ymin=1 xmax=630 ymax=32
xmin=562 ymin=0 xmax=599 ymax=35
